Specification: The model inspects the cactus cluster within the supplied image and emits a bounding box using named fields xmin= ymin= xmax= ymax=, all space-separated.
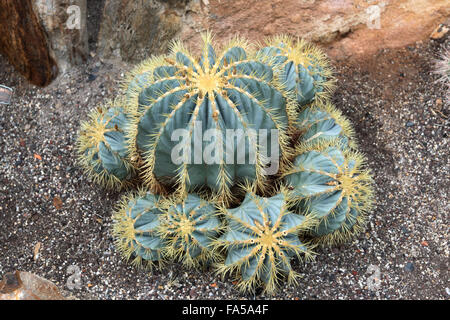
xmin=77 ymin=34 xmax=374 ymax=295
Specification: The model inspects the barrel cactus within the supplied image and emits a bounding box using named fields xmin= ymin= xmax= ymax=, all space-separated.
xmin=295 ymin=102 xmax=356 ymax=149
xmin=214 ymin=187 xmax=314 ymax=294
xmin=257 ymin=35 xmax=335 ymax=106
xmin=282 ymin=140 xmax=374 ymax=245
xmin=125 ymin=34 xmax=295 ymax=204
xmin=112 ymin=190 xmax=167 ymax=268
xmin=159 ymin=193 xmax=222 ymax=267
xmin=77 ymin=100 xmax=135 ymax=189
xmin=75 ymin=33 xmax=377 ymax=295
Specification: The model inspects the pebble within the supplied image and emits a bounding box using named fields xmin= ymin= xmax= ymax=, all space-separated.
xmin=404 ymin=262 xmax=415 ymax=272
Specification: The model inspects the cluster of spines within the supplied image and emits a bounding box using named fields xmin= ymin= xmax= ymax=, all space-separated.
xmin=159 ymin=193 xmax=223 ymax=267
xmin=257 ymin=35 xmax=336 ymax=106
xmin=213 ymin=186 xmax=315 ymax=294
xmin=112 ymin=189 xmax=167 ymax=269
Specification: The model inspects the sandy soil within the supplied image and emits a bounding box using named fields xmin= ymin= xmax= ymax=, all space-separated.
xmin=0 ymin=38 xmax=448 ymax=300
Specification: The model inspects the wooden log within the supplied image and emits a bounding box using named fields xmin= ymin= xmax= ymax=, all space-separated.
xmin=0 ymin=0 xmax=58 ymax=86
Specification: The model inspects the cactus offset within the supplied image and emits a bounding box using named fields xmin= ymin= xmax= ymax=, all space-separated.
xmin=257 ymin=36 xmax=335 ymax=106
xmin=159 ymin=193 xmax=222 ymax=267
xmin=77 ymin=100 xmax=135 ymax=189
xmin=126 ymin=34 xmax=295 ymax=204
xmin=295 ymin=102 xmax=356 ymax=149
xmin=112 ymin=190 xmax=167 ymax=268
xmin=215 ymin=187 xmax=314 ymax=294
xmin=283 ymin=140 xmax=374 ymax=245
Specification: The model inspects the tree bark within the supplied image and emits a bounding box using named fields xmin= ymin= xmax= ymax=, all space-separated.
xmin=0 ymin=0 xmax=58 ymax=86
xmin=0 ymin=0 xmax=88 ymax=87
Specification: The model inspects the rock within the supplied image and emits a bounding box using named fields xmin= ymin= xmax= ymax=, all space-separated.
xmin=96 ymin=0 xmax=449 ymax=61
xmin=178 ymin=0 xmax=449 ymax=60
xmin=0 ymin=85 xmax=13 ymax=105
xmin=34 ymin=0 xmax=89 ymax=74
xmin=96 ymin=0 xmax=188 ymax=63
xmin=404 ymin=262 xmax=415 ymax=272
xmin=87 ymin=74 xmax=97 ymax=82
xmin=430 ymin=24 xmax=449 ymax=40
xmin=0 ymin=271 xmax=67 ymax=300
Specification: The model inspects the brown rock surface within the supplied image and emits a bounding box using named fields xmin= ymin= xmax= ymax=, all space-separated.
xmin=0 ymin=271 xmax=67 ymax=300
xmin=178 ymin=0 xmax=449 ymax=59
xmin=96 ymin=0 xmax=189 ymax=62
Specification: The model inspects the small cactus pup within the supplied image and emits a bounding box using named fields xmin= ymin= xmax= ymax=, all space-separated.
xmin=257 ymin=35 xmax=335 ymax=106
xmin=112 ymin=190 xmax=167 ymax=268
xmin=127 ymin=34 xmax=295 ymax=204
xmin=215 ymin=187 xmax=314 ymax=294
xmin=295 ymin=101 xmax=356 ymax=149
xmin=282 ymin=140 xmax=374 ymax=246
xmin=159 ymin=193 xmax=222 ymax=267
xmin=77 ymin=100 xmax=135 ymax=189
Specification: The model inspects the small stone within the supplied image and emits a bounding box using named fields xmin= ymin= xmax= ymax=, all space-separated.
xmin=189 ymin=288 xmax=198 ymax=298
xmin=87 ymin=74 xmax=97 ymax=82
xmin=404 ymin=262 xmax=414 ymax=272
xmin=406 ymin=121 xmax=414 ymax=127
xmin=430 ymin=24 xmax=449 ymax=40
xmin=0 ymin=271 xmax=67 ymax=300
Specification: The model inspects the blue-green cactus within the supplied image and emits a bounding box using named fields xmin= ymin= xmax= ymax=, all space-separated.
xmin=296 ymin=102 xmax=355 ymax=149
xmin=77 ymin=100 xmax=135 ymax=189
xmin=126 ymin=34 xmax=296 ymax=204
xmin=282 ymin=141 xmax=374 ymax=245
xmin=112 ymin=190 xmax=167 ymax=268
xmin=214 ymin=187 xmax=314 ymax=294
xmin=160 ymin=193 xmax=222 ymax=267
xmin=257 ymin=36 xmax=335 ymax=106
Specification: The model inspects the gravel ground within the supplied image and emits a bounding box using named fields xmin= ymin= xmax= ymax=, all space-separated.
xmin=0 ymin=39 xmax=448 ymax=300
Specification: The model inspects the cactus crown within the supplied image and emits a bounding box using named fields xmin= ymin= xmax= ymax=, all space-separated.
xmin=257 ymin=35 xmax=336 ymax=106
xmin=215 ymin=185 xmax=315 ymax=294
xmin=159 ymin=193 xmax=222 ymax=267
xmin=112 ymin=190 xmax=167 ymax=268
xmin=284 ymin=140 xmax=374 ymax=245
